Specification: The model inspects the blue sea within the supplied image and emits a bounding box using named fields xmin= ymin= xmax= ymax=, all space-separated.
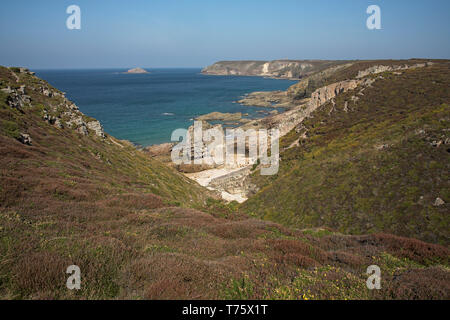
xmin=34 ymin=69 xmax=296 ymax=146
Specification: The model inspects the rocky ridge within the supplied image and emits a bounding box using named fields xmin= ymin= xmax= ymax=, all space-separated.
xmin=0 ymin=67 xmax=105 ymax=143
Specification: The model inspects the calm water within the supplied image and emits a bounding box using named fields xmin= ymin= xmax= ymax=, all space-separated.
xmin=34 ymin=69 xmax=296 ymax=146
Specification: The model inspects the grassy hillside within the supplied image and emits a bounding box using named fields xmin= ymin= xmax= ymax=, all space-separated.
xmin=243 ymin=61 xmax=450 ymax=245
xmin=0 ymin=66 xmax=448 ymax=300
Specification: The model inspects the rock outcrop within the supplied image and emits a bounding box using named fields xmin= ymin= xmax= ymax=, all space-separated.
xmin=86 ymin=120 xmax=105 ymax=138
xmin=287 ymin=63 xmax=354 ymax=99
xmin=1 ymin=67 xmax=106 ymax=139
xmin=237 ymin=91 xmax=293 ymax=108
xmin=308 ymin=80 xmax=363 ymax=109
xmin=125 ymin=68 xmax=149 ymax=74
xmin=195 ymin=112 xmax=243 ymax=121
xmin=144 ymin=142 xmax=175 ymax=157
xmin=18 ymin=133 xmax=32 ymax=145
xmin=2 ymin=85 xmax=31 ymax=110
xmin=355 ymin=62 xmax=432 ymax=79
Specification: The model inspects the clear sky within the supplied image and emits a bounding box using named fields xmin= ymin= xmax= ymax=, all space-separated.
xmin=0 ymin=0 xmax=449 ymax=69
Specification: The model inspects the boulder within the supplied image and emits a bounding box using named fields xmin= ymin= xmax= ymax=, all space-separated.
xmin=18 ymin=133 xmax=32 ymax=145
xmin=434 ymin=198 xmax=445 ymax=207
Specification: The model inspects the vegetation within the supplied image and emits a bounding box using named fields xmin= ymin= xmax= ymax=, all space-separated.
xmin=0 ymin=64 xmax=448 ymax=299
xmin=243 ymin=61 xmax=450 ymax=245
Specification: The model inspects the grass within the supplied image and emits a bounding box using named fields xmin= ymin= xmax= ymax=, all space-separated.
xmin=0 ymin=64 xmax=448 ymax=300
xmin=243 ymin=61 xmax=450 ymax=245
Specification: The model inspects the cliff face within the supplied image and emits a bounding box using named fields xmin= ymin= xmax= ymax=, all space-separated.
xmin=201 ymin=60 xmax=346 ymax=79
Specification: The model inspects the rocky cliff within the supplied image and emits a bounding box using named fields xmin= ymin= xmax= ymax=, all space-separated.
xmin=202 ymin=60 xmax=346 ymax=79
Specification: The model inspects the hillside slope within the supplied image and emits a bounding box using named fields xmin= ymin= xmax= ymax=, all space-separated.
xmin=242 ymin=61 xmax=450 ymax=245
xmin=0 ymin=66 xmax=448 ymax=300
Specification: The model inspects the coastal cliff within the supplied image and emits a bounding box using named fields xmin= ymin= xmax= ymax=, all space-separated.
xmin=201 ymin=60 xmax=347 ymax=79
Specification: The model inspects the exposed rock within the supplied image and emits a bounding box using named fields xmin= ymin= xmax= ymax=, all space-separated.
xmin=86 ymin=121 xmax=105 ymax=138
xmin=1 ymin=66 xmax=106 ymax=141
xmin=237 ymin=91 xmax=293 ymax=108
xmin=125 ymin=68 xmax=148 ymax=74
xmin=351 ymin=95 xmax=360 ymax=103
xmin=18 ymin=133 xmax=32 ymax=145
xmin=431 ymin=140 xmax=443 ymax=148
xmin=185 ymin=167 xmax=251 ymax=203
xmin=67 ymin=115 xmax=84 ymax=128
xmin=54 ymin=118 xmax=64 ymax=129
xmin=356 ymin=62 xmax=431 ymax=79
xmin=239 ymin=118 xmax=252 ymax=124
xmin=17 ymin=85 xmax=26 ymax=94
xmin=70 ymin=104 xmax=79 ymax=111
xmin=144 ymin=143 xmax=175 ymax=157
xmin=287 ymin=63 xmax=354 ymax=99
xmin=343 ymin=101 xmax=349 ymax=112
xmin=434 ymin=198 xmax=445 ymax=207
xmin=238 ymin=79 xmax=368 ymax=139
xmin=308 ymin=80 xmax=361 ymax=109
xmin=0 ymin=86 xmax=13 ymax=94
xmin=196 ymin=112 xmax=242 ymax=121
xmin=17 ymin=67 xmax=35 ymax=75
xmin=5 ymin=87 xmax=31 ymax=110
xmin=77 ymin=124 xmax=88 ymax=136
xmin=41 ymin=87 xmax=53 ymax=97
xmin=208 ymin=167 xmax=252 ymax=201
xmin=375 ymin=144 xmax=390 ymax=151
xmin=202 ymin=60 xmax=348 ymax=79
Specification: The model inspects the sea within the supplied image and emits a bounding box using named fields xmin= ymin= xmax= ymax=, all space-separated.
xmin=34 ymin=68 xmax=296 ymax=146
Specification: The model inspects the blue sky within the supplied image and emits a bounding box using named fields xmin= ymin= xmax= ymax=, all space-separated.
xmin=0 ymin=0 xmax=449 ymax=68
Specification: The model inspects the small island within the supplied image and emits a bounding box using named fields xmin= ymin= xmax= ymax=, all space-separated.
xmin=124 ymin=67 xmax=149 ymax=74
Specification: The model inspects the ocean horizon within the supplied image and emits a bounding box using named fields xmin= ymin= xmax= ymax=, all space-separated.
xmin=34 ymin=68 xmax=296 ymax=146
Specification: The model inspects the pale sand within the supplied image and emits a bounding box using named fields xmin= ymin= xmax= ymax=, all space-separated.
xmin=220 ymin=191 xmax=247 ymax=203
xmin=185 ymin=166 xmax=249 ymax=203
xmin=185 ymin=166 xmax=246 ymax=187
